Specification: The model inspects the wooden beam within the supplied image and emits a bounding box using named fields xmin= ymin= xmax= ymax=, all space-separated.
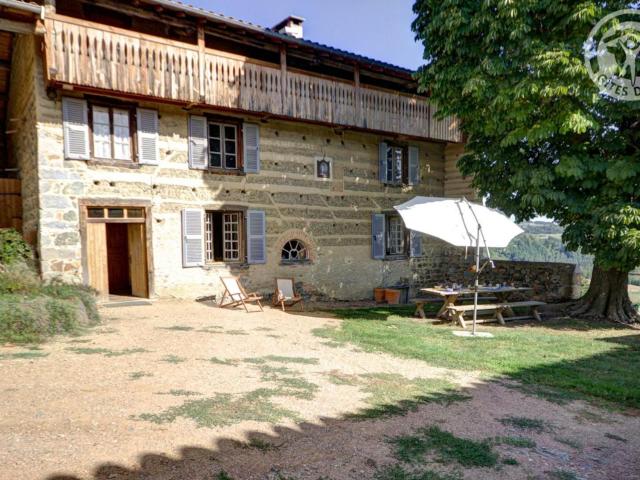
xmin=354 ymin=65 xmax=361 ymax=124
xmin=0 ymin=18 xmax=36 ymax=35
xmin=197 ymin=21 xmax=205 ymax=102
xmin=280 ymin=45 xmax=287 ymax=111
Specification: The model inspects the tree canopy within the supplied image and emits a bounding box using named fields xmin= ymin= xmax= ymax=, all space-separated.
xmin=412 ymin=0 xmax=639 ymax=321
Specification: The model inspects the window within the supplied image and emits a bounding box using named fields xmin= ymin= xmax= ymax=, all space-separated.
xmin=382 ymin=144 xmax=407 ymax=185
xmin=315 ymin=157 xmax=332 ymax=180
xmin=281 ymin=240 xmax=308 ymax=263
xmin=208 ymin=123 xmax=238 ymax=169
xmin=90 ymin=105 xmax=133 ymax=161
xmin=204 ymin=211 xmax=243 ymax=262
xmin=386 ymin=214 xmax=408 ymax=256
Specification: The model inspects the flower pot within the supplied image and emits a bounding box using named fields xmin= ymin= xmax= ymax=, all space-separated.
xmin=374 ymin=287 xmax=386 ymax=303
xmin=385 ymin=289 xmax=401 ymax=305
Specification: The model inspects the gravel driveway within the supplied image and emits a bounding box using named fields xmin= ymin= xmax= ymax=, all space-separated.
xmin=0 ymin=300 xmax=638 ymax=480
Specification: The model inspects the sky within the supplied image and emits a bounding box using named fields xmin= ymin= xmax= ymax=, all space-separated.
xmin=186 ymin=0 xmax=425 ymax=70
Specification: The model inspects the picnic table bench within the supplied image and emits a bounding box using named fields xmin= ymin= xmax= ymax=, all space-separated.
xmin=447 ymin=300 xmax=545 ymax=329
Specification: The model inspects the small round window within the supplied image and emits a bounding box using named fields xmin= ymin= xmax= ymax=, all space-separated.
xmin=281 ymin=240 xmax=308 ymax=263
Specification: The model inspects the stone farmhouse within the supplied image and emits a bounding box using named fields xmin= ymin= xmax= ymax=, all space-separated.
xmin=1 ymin=0 xmax=481 ymax=302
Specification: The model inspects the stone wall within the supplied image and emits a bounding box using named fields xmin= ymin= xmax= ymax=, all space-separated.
xmin=412 ymin=245 xmax=579 ymax=302
xmin=7 ymin=34 xmax=39 ymax=245
xmin=31 ymin=47 xmax=462 ymax=300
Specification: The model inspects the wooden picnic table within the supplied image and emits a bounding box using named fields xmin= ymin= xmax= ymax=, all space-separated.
xmin=417 ymin=286 xmax=533 ymax=320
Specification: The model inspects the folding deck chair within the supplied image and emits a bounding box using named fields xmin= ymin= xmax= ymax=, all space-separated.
xmin=273 ymin=277 xmax=304 ymax=311
xmin=219 ymin=276 xmax=264 ymax=312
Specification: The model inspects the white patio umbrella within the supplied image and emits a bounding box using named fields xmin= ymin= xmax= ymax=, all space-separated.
xmin=394 ymin=196 xmax=524 ymax=336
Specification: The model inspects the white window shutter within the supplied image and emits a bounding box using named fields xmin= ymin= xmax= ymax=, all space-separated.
xmin=188 ymin=115 xmax=207 ymax=170
xmin=246 ymin=210 xmax=266 ymax=264
xmin=408 ymin=146 xmax=420 ymax=185
xmin=182 ymin=209 xmax=204 ymax=267
xmin=137 ymin=108 xmax=159 ymax=165
xmin=410 ymin=230 xmax=422 ymax=258
xmin=243 ymin=123 xmax=260 ymax=173
xmin=372 ymin=213 xmax=386 ymax=259
xmin=62 ymin=97 xmax=90 ymax=160
xmin=378 ymin=142 xmax=388 ymax=183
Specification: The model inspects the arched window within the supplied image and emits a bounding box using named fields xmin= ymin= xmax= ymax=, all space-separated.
xmin=281 ymin=239 xmax=308 ymax=263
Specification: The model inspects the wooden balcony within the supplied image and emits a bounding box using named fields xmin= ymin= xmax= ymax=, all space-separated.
xmin=44 ymin=15 xmax=462 ymax=142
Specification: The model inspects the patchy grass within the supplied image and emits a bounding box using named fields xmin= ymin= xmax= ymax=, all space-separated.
xmin=160 ymin=354 xmax=186 ymax=364
xmin=158 ymin=325 xmax=194 ymax=331
xmin=315 ymin=307 xmax=640 ymax=408
xmin=65 ymin=347 xmax=148 ymax=357
xmin=262 ymin=355 xmax=319 ymax=365
xmin=375 ymin=465 xmax=462 ymax=480
xmin=554 ymin=436 xmax=583 ymax=450
xmin=257 ymin=364 xmax=318 ymax=400
xmin=137 ymin=391 xmax=299 ymax=428
xmin=604 ymin=432 xmax=628 ymax=443
xmin=129 ymin=371 xmax=153 ymax=380
xmin=324 ymin=370 xmax=360 ymax=386
xmin=547 ymin=470 xmax=580 ymax=480
xmin=491 ymin=436 xmax=536 ymax=448
xmin=242 ymin=357 xmax=267 ymax=365
xmin=216 ymin=471 xmax=235 ymax=480
xmin=157 ymin=389 xmax=201 ymax=396
xmin=225 ymin=329 xmax=249 ymax=336
xmin=501 ymin=457 xmax=519 ymax=465
xmin=67 ymin=338 xmax=92 ymax=344
xmin=0 ymin=351 xmax=49 ymax=360
xmin=254 ymin=327 xmax=275 ymax=332
xmin=389 ymin=427 xmax=499 ymax=468
xmin=200 ymin=357 xmax=239 ymax=366
xmin=237 ymin=437 xmax=279 ymax=452
xmin=349 ymin=373 xmax=469 ymax=420
xmin=499 ymin=416 xmax=549 ymax=434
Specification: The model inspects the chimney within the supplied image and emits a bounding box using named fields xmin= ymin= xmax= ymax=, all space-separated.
xmin=273 ymin=15 xmax=305 ymax=39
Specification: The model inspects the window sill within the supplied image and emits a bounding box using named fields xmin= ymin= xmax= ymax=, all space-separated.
xmin=205 ymin=168 xmax=246 ymax=176
xmin=86 ymin=159 xmax=141 ymax=169
xmin=280 ymin=260 xmax=312 ymax=266
xmin=384 ymin=255 xmax=409 ymax=261
xmin=204 ymin=261 xmax=247 ymax=268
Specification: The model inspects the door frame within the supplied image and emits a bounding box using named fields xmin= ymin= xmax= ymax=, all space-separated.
xmin=79 ymin=199 xmax=154 ymax=298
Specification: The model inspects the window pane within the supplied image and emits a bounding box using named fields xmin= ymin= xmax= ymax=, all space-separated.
xmin=394 ymin=147 xmax=403 ymax=184
xmin=225 ymin=139 xmax=236 ymax=155
xmin=208 ymin=124 xmax=220 ymax=138
xmin=225 ymin=154 xmax=237 ymax=169
xmin=210 ymin=139 xmax=221 ymax=154
xmin=387 ymin=216 xmax=405 ymax=255
xmin=92 ymin=107 xmax=111 ymax=159
xmin=224 ymin=126 xmax=236 ymax=140
xmin=108 ymin=208 xmax=124 ymax=218
xmin=127 ymin=208 xmax=144 ymax=218
xmin=385 ymin=146 xmax=393 ymax=183
xmin=112 ymin=109 xmax=131 ymax=160
xmin=87 ymin=207 xmax=104 ymax=218
xmin=210 ymin=153 xmax=222 ymax=168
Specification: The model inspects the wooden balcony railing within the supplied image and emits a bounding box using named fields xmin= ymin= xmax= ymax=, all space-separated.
xmin=45 ymin=15 xmax=462 ymax=142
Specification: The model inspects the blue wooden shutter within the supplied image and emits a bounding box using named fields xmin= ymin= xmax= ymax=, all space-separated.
xmin=243 ymin=123 xmax=260 ymax=173
xmin=408 ymin=146 xmax=420 ymax=185
xmin=188 ymin=115 xmax=207 ymax=169
xmin=137 ymin=108 xmax=159 ymax=165
xmin=378 ymin=142 xmax=388 ymax=183
xmin=410 ymin=230 xmax=422 ymax=257
xmin=182 ymin=209 xmax=204 ymax=267
xmin=372 ymin=213 xmax=386 ymax=259
xmin=62 ymin=97 xmax=90 ymax=160
xmin=247 ymin=210 xmax=266 ymax=264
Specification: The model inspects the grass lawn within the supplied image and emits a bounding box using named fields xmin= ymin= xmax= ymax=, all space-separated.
xmin=315 ymin=305 xmax=640 ymax=409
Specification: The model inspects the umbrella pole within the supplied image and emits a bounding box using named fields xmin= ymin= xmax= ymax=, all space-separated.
xmin=472 ymin=224 xmax=481 ymax=336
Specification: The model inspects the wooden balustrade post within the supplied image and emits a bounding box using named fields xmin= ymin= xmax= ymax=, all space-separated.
xmin=354 ymin=65 xmax=361 ymax=126
xmin=280 ymin=45 xmax=287 ymax=114
xmin=197 ymin=20 xmax=206 ymax=103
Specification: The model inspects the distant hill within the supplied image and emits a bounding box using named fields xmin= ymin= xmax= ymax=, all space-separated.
xmin=493 ymin=221 xmax=594 ymax=277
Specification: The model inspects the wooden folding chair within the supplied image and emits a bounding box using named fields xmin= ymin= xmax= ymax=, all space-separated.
xmin=219 ymin=277 xmax=263 ymax=312
xmin=273 ymin=277 xmax=304 ymax=311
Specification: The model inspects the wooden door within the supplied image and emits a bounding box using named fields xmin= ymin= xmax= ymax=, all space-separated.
xmin=86 ymin=222 xmax=109 ymax=296
xmin=127 ymin=223 xmax=148 ymax=298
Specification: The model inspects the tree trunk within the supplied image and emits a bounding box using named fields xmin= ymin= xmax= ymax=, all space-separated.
xmin=569 ymin=264 xmax=639 ymax=324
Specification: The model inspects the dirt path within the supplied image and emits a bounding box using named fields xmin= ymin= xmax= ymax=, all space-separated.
xmin=0 ymin=300 xmax=638 ymax=480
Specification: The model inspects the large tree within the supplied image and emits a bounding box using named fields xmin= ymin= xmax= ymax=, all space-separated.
xmin=413 ymin=0 xmax=640 ymax=323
